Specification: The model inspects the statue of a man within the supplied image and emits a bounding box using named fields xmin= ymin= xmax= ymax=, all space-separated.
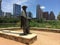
xmin=21 ymin=6 xmax=30 ymax=35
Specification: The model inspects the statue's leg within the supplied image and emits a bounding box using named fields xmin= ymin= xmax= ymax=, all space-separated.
xmin=23 ymin=26 xmax=27 ymax=35
xmin=26 ymin=26 xmax=30 ymax=34
xmin=25 ymin=20 xmax=30 ymax=34
xmin=21 ymin=16 xmax=23 ymax=28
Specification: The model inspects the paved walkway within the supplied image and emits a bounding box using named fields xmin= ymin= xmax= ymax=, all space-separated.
xmin=31 ymin=30 xmax=60 ymax=45
xmin=0 ymin=37 xmax=25 ymax=45
xmin=0 ymin=30 xmax=60 ymax=45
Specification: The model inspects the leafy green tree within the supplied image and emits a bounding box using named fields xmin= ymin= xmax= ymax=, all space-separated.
xmin=37 ymin=18 xmax=44 ymax=23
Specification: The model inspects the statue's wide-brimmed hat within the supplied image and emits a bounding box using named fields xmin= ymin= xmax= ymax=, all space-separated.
xmin=22 ymin=6 xmax=27 ymax=10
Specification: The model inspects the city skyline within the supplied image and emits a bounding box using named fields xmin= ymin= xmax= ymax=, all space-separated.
xmin=1 ymin=0 xmax=60 ymax=18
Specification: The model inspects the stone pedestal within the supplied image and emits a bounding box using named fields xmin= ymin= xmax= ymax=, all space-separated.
xmin=0 ymin=30 xmax=37 ymax=45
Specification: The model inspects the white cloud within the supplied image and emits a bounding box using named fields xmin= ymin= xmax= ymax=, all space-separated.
xmin=40 ymin=6 xmax=46 ymax=9
xmin=16 ymin=0 xmax=28 ymax=4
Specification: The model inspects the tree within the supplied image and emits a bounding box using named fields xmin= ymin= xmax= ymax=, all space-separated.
xmin=57 ymin=12 xmax=60 ymax=20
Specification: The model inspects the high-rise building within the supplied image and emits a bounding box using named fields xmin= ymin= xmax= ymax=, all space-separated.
xmin=0 ymin=0 xmax=2 ymax=10
xmin=36 ymin=5 xmax=43 ymax=19
xmin=27 ymin=12 xmax=32 ymax=19
xmin=5 ymin=12 xmax=12 ymax=18
xmin=0 ymin=0 xmax=2 ymax=16
xmin=43 ymin=12 xmax=49 ymax=20
xmin=49 ymin=11 xmax=55 ymax=20
xmin=13 ymin=4 xmax=21 ymax=17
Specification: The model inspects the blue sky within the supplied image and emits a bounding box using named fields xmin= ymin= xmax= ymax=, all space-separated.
xmin=1 ymin=0 xmax=60 ymax=18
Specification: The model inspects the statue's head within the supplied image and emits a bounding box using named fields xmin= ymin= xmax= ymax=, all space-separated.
xmin=22 ymin=6 xmax=27 ymax=11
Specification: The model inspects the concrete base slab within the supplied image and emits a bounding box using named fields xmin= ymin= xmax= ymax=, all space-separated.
xmin=0 ymin=30 xmax=37 ymax=44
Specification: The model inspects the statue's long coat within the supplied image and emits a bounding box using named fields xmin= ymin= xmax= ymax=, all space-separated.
xmin=21 ymin=10 xmax=30 ymax=34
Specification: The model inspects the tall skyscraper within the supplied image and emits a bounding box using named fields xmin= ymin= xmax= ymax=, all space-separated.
xmin=13 ymin=4 xmax=21 ymax=17
xmin=43 ymin=12 xmax=49 ymax=20
xmin=0 ymin=0 xmax=2 ymax=10
xmin=27 ymin=12 xmax=32 ymax=18
xmin=49 ymin=11 xmax=55 ymax=20
xmin=36 ymin=5 xmax=43 ymax=19
xmin=0 ymin=0 xmax=2 ymax=16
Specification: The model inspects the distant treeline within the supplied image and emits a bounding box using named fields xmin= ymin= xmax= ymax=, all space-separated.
xmin=0 ymin=17 xmax=20 ymax=23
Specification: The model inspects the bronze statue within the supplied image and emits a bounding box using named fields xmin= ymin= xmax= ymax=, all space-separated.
xmin=21 ymin=6 xmax=30 ymax=35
